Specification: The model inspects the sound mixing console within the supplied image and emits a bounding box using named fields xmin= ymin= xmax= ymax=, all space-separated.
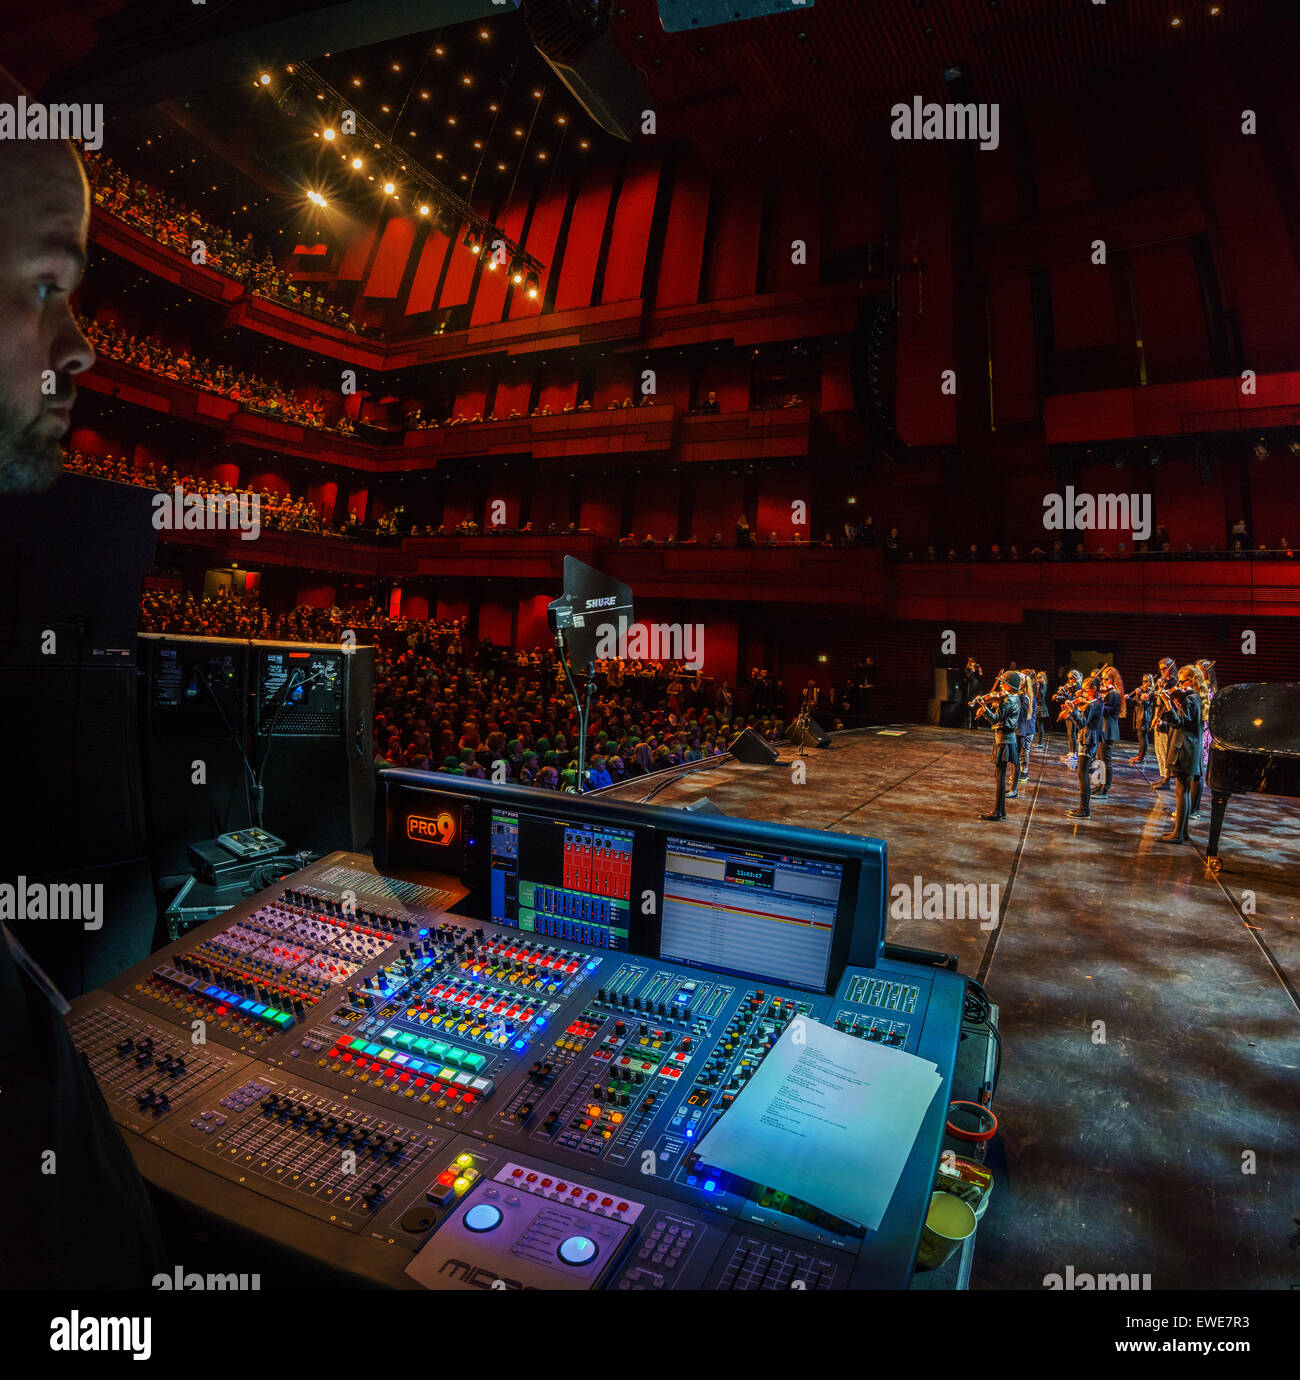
xmin=67 ymin=775 xmax=966 ymax=1290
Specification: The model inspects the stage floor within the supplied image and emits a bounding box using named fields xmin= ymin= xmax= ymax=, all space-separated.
xmin=600 ymin=725 xmax=1300 ymax=1290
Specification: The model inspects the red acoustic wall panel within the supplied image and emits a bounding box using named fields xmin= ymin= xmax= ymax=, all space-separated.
xmin=538 ymin=369 xmax=578 ymax=413
xmin=471 ymin=197 xmax=530 ymax=326
xmin=296 ymin=583 xmax=337 ymax=608
xmin=633 ymin=471 xmax=677 ymax=541
xmin=766 ymin=167 xmax=823 ymax=293
xmin=337 ymin=222 xmax=378 ymax=282
xmin=829 ymin=163 xmax=882 ymax=256
xmin=364 ymin=216 xmax=417 ymax=299
xmin=407 ymin=228 xmax=452 ymax=316
xmin=820 ymin=351 xmax=854 ymax=412
xmin=307 ymin=480 xmax=338 ymax=523
xmin=988 ymin=272 xmax=1039 ymax=426
xmin=704 ymin=175 xmax=762 ymax=302
xmin=509 ymin=187 xmax=567 ymax=321
xmin=1050 ymin=259 xmax=1118 ymax=352
xmin=441 ymin=478 xmax=476 ymax=528
xmin=438 ymin=226 xmax=479 ymax=308
xmin=1174 ymin=45 xmax=1300 ymax=372
xmin=601 ymin=152 xmax=661 ymax=304
xmin=555 ymin=167 xmax=616 ymax=312
xmin=528 ymin=477 xmax=571 ymax=529
xmin=477 ymin=600 xmax=514 ymax=646
xmin=453 ymin=375 xmax=490 ymax=420
xmin=1130 ymin=240 xmax=1211 ymax=384
xmin=653 ymin=155 xmax=711 ymax=308
xmin=493 ymin=375 xmax=532 ymax=418
xmin=976 ymin=141 xmax=1021 ymax=230
xmin=517 ymin=594 xmax=553 ymax=651
xmin=756 ymin=472 xmax=806 ymax=541
xmin=578 ymin=489 xmax=619 ymax=536
xmin=691 ymin=474 xmax=745 ymax=544
xmin=895 ymin=144 xmax=956 ymax=446
xmin=402 ymin=593 xmax=430 ymax=622
xmin=1024 ymin=88 xmax=1093 ymax=215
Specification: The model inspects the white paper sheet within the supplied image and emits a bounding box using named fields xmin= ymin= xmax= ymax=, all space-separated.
xmin=694 ymin=1017 xmax=943 ymax=1230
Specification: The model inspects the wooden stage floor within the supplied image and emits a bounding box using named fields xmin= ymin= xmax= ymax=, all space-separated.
xmin=600 ymin=725 xmax=1300 ymax=1290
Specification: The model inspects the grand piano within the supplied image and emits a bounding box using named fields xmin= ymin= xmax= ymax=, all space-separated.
xmin=1205 ymin=683 xmax=1300 ymax=870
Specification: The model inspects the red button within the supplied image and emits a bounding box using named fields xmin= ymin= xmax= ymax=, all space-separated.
xmin=526 ymin=1172 xmax=538 ymax=1182
xmin=541 ymin=1178 xmax=552 ymax=1187
xmin=601 ymin=1197 xmax=612 ymax=1206
xmin=512 ymin=1168 xmax=523 ymax=1177
xmin=586 ymin=1192 xmax=597 ymax=1201
xmin=617 ymin=1203 xmax=628 ymax=1212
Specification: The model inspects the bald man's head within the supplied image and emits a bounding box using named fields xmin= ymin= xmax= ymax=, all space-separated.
xmin=0 ymin=66 xmax=95 ymax=493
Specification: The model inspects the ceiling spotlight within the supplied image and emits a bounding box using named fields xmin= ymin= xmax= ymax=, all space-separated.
xmin=532 ymin=89 xmax=543 ymax=99
xmin=525 ymin=272 xmax=539 ymax=299
xmin=462 ymin=75 xmax=473 ymax=86
xmin=351 ymin=156 xmax=363 ymax=169
xmin=352 ymin=78 xmax=362 ymax=86
xmin=419 ymin=204 xmax=430 ymax=215
xmin=557 ymin=115 xmax=567 ymax=125
xmin=435 ymin=46 xmax=444 ymax=56
xmin=489 ymin=103 xmax=498 ymax=113
xmin=579 ymin=140 xmax=589 ymax=149
xmin=537 ymin=151 xmax=548 ymax=161
xmin=510 ymin=256 xmax=525 ymax=284
xmin=383 ymin=181 xmax=395 ymax=195
xmin=514 ymin=128 xmax=524 ymax=137
xmin=1171 ymin=16 xmax=1182 ymax=27
xmin=497 ymin=162 xmax=507 ymax=171
xmin=464 ymin=229 xmax=482 ymax=253
xmin=420 ymin=91 xmax=430 ymax=100
xmin=392 ymin=62 xmax=401 ymax=72
xmin=448 ymin=115 xmax=457 ymax=125
xmin=480 ymin=28 xmax=490 ymax=39
xmin=259 ymin=73 xmax=271 ymax=86
xmin=323 ymin=127 xmax=335 ymax=140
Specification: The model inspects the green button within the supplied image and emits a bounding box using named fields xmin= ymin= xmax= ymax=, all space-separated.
xmin=396 ymin=1033 xmax=417 ymax=1047
xmin=462 ymin=1052 xmax=487 ymax=1071
xmin=427 ymin=1041 xmax=448 ymax=1059
xmin=414 ymin=1038 xmax=435 ymax=1053
xmin=437 ymin=1066 xmax=457 ymax=1082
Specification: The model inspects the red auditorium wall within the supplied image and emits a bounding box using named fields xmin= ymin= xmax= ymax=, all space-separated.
xmin=364 ymin=216 xmax=417 ymax=300
xmin=765 ymin=168 xmax=823 ymax=293
xmin=600 ymin=152 xmax=660 ymax=305
xmin=555 ymin=166 xmax=616 ymax=312
xmin=296 ymin=583 xmax=336 ymax=608
xmin=402 ymin=593 xmax=430 ymax=622
xmin=633 ymin=472 xmax=678 ymax=541
xmin=895 ymin=145 xmax=956 ymax=446
xmin=578 ymin=489 xmax=619 ymax=537
xmin=516 ymin=593 xmax=553 ymax=650
xmin=477 ymin=600 xmax=514 ymax=647
xmin=470 ymin=197 xmax=529 ymax=326
xmin=509 ymin=186 xmax=567 ymax=321
xmin=653 ymin=155 xmax=711 ymax=309
xmin=1130 ymin=240 xmax=1211 ymax=384
xmin=704 ymin=176 xmax=762 ymax=302
xmin=692 ymin=474 xmax=745 ymax=543
xmin=406 ymin=228 xmax=452 ymax=316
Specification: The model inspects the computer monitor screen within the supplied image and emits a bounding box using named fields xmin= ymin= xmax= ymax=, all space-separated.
xmin=490 ymin=809 xmax=635 ymax=951
xmin=257 ymin=648 xmax=343 ymax=734
xmin=659 ymin=837 xmax=843 ymax=991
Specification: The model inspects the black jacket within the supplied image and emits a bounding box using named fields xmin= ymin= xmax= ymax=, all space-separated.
xmin=1162 ymin=692 xmax=1204 ymax=778
xmin=1069 ymin=697 xmax=1105 ymax=756
xmin=1101 ymin=688 xmax=1123 ymax=741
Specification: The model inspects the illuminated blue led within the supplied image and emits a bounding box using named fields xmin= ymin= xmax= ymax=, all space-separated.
xmin=704 ymin=1179 xmax=717 ymax=1193
xmin=685 ymin=1127 xmax=694 ymax=1139
xmin=586 ymin=961 xmax=598 ymax=970
xmin=419 ymin=928 xmax=429 ymax=936
xmin=513 ymin=1039 xmax=526 ymax=1050
xmin=686 ymin=1175 xmax=698 ymax=1187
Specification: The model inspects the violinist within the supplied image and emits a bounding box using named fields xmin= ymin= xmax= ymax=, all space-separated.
xmin=1150 ymin=656 xmax=1178 ymax=790
xmin=1054 ymin=670 xmax=1082 ymax=766
xmin=1015 ymin=669 xmax=1036 ymax=787
xmin=1062 ymin=675 xmax=1104 ymax=819
xmin=1095 ymin=665 xmax=1126 ymax=799
xmin=973 ymin=672 xmax=1021 ymax=821
xmin=1129 ymin=674 xmax=1155 ymax=765
xmin=1156 ymin=668 xmax=1204 ymax=844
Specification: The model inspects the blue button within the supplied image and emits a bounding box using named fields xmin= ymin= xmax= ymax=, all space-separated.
xmin=464 ymin=1203 xmax=503 ymax=1233
xmin=557 ymin=1235 xmax=598 ymax=1266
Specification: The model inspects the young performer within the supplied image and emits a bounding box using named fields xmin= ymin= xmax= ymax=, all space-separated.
xmin=1063 ymin=676 xmax=1104 ymax=819
xmin=1034 ymin=672 xmax=1048 ymax=747
xmin=1129 ymin=674 xmax=1155 ymax=764
xmin=975 ymin=672 xmax=1021 ymax=821
xmin=1094 ymin=665 xmax=1125 ymax=799
xmin=1055 ymin=670 xmax=1082 ymax=766
xmin=1016 ymin=670 xmax=1036 ymax=785
xmin=1151 ymin=655 xmax=1178 ymax=789
xmin=1157 ymin=667 xmax=1204 ymax=843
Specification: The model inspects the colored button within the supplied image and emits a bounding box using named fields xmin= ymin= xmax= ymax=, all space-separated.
xmin=557 ymin=1235 xmax=598 ymax=1266
xmin=464 ymin=1203 xmax=502 ymax=1233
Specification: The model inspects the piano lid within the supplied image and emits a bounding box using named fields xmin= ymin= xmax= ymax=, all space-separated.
xmin=1208 ymin=683 xmax=1300 ymax=757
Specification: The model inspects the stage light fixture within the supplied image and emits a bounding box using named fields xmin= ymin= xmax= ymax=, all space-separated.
xmin=259 ymin=73 xmax=271 ymax=85
xmin=419 ymin=204 xmax=430 ymax=216
xmin=352 ymin=157 xmax=363 ymax=169
xmin=525 ymin=271 xmax=540 ymax=299
xmin=323 ymin=127 xmax=335 ymax=140
xmin=510 ymin=256 xmax=525 ymax=284
xmin=383 ymin=181 xmax=395 ymax=194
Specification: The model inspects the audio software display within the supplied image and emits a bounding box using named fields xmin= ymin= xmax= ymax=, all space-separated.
xmin=659 ymin=839 xmax=842 ymax=992
xmin=490 ymin=809 xmax=634 ymax=951
xmin=257 ymin=648 xmax=344 ymax=734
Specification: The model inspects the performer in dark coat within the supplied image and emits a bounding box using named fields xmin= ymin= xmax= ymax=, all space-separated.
xmin=1157 ymin=668 xmax=1203 ymax=843
xmin=1064 ymin=679 xmax=1104 ymax=819
xmin=975 ymin=672 xmax=1021 ymax=821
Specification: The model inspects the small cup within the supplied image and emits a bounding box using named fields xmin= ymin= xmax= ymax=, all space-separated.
xmin=915 ymin=1190 xmax=977 ymax=1270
